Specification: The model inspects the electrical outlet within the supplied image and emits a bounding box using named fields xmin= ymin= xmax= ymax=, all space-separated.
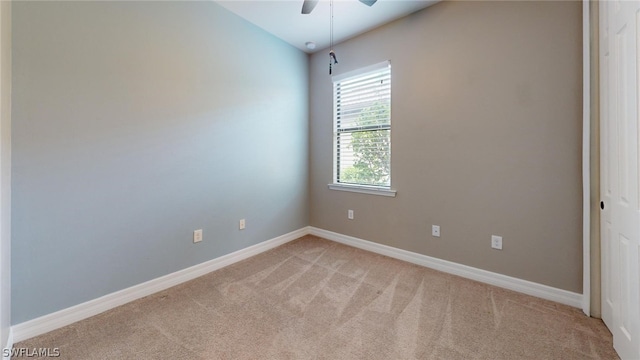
xmin=239 ymin=219 xmax=246 ymax=230
xmin=491 ymin=235 xmax=503 ymax=250
xmin=348 ymin=209 xmax=354 ymax=220
xmin=432 ymin=225 xmax=441 ymax=237
xmin=193 ymin=229 xmax=203 ymax=243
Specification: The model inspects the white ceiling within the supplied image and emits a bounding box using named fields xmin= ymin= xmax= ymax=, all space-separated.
xmin=215 ymin=0 xmax=439 ymax=53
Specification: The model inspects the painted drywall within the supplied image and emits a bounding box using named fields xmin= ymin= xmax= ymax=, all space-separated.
xmin=12 ymin=1 xmax=308 ymax=323
xmin=309 ymin=1 xmax=583 ymax=292
xmin=0 ymin=0 xmax=11 ymax=350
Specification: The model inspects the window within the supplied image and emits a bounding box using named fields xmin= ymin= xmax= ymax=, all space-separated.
xmin=331 ymin=61 xmax=393 ymax=195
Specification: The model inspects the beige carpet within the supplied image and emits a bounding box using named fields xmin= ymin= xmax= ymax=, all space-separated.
xmin=15 ymin=235 xmax=618 ymax=359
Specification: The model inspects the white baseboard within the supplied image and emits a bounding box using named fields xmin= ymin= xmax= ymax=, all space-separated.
xmin=11 ymin=227 xmax=309 ymax=343
xmin=11 ymin=225 xmax=583 ymax=343
xmin=2 ymin=329 xmax=13 ymax=360
xmin=309 ymin=227 xmax=583 ymax=308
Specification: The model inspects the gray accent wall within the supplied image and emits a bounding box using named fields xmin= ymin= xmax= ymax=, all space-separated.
xmin=12 ymin=1 xmax=309 ymax=323
xmin=309 ymin=1 xmax=584 ymax=292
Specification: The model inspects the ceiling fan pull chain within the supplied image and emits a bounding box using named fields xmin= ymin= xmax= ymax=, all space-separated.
xmin=329 ymin=0 xmax=335 ymax=75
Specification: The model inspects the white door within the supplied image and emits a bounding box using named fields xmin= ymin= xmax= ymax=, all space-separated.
xmin=600 ymin=1 xmax=640 ymax=359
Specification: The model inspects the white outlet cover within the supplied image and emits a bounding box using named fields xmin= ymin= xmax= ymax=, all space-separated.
xmin=491 ymin=235 xmax=503 ymax=250
xmin=239 ymin=219 xmax=246 ymax=230
xmin=432 ymin=225 xmax=441 ymax=237
xmin=193 ymin=229 xmax=203 ymax=243
xmin=348 ymin=210 xmax=354 ymax=220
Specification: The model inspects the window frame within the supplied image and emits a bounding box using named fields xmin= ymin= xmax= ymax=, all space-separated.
xmin=329 ymin=61 xmax=396 ymax=197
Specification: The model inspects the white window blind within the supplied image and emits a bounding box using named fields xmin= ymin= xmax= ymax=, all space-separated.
xmin=333 ymin=61 xmax=391 ymax=188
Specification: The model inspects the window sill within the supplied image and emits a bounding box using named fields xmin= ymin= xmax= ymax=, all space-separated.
xmin=328 ymin=183 xmax=397 ymax=197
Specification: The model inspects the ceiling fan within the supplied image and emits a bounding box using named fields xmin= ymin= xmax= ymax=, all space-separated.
xmin=301 ymin=0 xmax=378 ymax=14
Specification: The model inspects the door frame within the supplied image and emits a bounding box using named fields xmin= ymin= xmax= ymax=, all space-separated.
xmin=583 ymin=0 xmax=591 ymax=317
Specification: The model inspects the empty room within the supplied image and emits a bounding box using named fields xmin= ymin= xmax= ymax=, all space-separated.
xmin=0 ymin=0 xmax=638 ymax=359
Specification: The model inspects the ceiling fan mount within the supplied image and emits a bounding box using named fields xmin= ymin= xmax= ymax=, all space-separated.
xmin=301 ymin=0 xmax=378 ymax=14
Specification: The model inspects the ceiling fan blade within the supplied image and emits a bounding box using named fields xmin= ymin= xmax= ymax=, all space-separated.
xmin=358 ymin=0 xmax=377 ymax=6
xmin=301 ymin=0 xmax=319 ymax=14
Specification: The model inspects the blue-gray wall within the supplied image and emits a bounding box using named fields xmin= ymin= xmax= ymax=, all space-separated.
xmin=12 ymin=1 xmax=309 ymax=323
xmin=1 ymin=0 xmax=11 ymax=348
